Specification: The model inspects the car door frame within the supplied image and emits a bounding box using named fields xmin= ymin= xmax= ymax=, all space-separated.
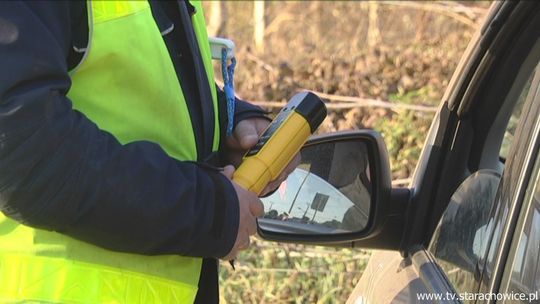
xmin=400 ymin=0 xmax=540 ymax=254
xmin=476 ymin=65 xmax=540 ymax=303
xmin=423 ymin=6 xmax=540 ymax=303
xmin=405 ymin=59 xmax=540 ymax=304
xmin=348 ymin=2 xmax=540 ymax=303
xmin=405 ymin=2 xmax=540 ymax=301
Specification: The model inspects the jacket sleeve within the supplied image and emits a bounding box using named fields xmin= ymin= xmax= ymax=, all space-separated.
xmin=234 ymin=97 xmax=271 ymax=125
xmin=0 ymin=1 xmax=238 ymax=258
xmin=216 ymin=86 xmax=271 ymax=127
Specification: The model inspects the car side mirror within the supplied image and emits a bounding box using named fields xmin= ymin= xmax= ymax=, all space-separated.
xmin=258 ymin=130 xmax=393 ymax=244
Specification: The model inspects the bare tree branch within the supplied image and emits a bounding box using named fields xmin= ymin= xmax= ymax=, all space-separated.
xmin=378 ymin=1 xmax=487 ymax=28
xmin=250 ymin=90 xmax=438 ymax=112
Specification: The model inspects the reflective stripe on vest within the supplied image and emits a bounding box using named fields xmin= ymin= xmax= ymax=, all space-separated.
xmin=0 ymin=1 xmax=219 ymax=303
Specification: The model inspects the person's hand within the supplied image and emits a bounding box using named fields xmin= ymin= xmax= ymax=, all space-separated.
xmin=225 ymin=118 xmax=301 ymax=196
xmin=221 ymin=165 xmax=264 ymax=261
xmin=225 ymin=118 xmax=269 ymax=167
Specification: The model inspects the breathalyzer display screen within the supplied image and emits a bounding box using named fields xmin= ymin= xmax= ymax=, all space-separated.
xmin=246 ymin=107 xmax=292 ymax=157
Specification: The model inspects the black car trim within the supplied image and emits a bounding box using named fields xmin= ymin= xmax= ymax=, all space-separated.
xmin=411 ymin=247 xmax=461 ymax=304
xmin=458 ymin=1 xmax=539 ymax=117
xmin=482 ymin=75 xmax=540 ymax=303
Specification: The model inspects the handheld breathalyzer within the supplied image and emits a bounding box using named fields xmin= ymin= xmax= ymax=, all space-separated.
xmin=232 ymin=91 xmax=327 ymax=195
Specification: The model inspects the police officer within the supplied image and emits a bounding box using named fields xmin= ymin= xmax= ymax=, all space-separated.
xmin=0 ymin=1 xmax=294 ymax=303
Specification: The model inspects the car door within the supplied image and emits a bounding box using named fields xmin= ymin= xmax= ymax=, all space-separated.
xmin=496 ymin=136 xmax=540 ymax=303
xmin=494 ymin=105 xmax=540 ymax=303
xmin=350 ymin=18 xmax=540 ymax=303
xmin=351 ymin=18 xmax=540 ymax=303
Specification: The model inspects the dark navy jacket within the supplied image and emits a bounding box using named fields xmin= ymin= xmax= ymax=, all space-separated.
xmin=0 ymin=1 xmax=265 ymax=302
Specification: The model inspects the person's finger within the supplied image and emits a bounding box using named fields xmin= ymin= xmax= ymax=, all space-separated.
xmin=221 ymin=165 xmax=235 ymax=179
xmin=225 ymin=135 xmax=241 ymax=150
xmin=239 ymin=237 xmax=251 ymax=250
xmin=222 ymin=181 xmax=263 ymax=261
xmin=259 ymin=153 xmax=301 ymax=196
xmin=254 ymin=117 xmax=271 ymax=134
xmin=222 ymin=249 xmax=237 ymax=262
xmin=233 ymin=120 xmax=259 ymax=150
xmin=261 ymin=180 xmax=281 ymax=197
xmin=280 ymin=154 xmax=301 ymax=179
xmin=246 ymin=217 xmax=258 ymax=235
xmin=249 ymin=198 xmax=264 ymax=217
xmin=288 ymin=153 xmax=301 ymax=172
xmin=276 ymin=171 xmax=288 ymax=185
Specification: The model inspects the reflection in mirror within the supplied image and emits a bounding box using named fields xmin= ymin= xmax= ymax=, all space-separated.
xmin=260 ymin=140 xmax=372 ymax=235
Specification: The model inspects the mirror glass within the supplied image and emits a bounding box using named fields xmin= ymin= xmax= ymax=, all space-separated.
xmin=260 ymin=140 xmax=372 ymax=235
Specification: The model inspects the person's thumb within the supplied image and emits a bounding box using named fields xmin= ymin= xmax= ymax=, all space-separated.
xmin=234 ymin=120 xmax=259 ymax=150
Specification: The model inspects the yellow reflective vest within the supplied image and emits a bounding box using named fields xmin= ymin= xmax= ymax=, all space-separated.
xmin=0 ymin=1 xmax=219 ymax=303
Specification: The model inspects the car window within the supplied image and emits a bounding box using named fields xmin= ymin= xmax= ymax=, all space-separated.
xmin=478 ymin=65 xmax=540 ymax=299
xmin=501 ymin=152 xmax=540 ymax=301
xmin=500 ymin=78 xmax=530 ymax=160
xmin=429 ymin=170 xmax=501 ymax=294
xmin=428 ymin=60 xmax=540 ymax=295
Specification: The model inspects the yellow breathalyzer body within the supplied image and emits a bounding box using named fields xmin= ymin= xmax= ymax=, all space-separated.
xmin=233 ymin=91 xmax=327 ymax=195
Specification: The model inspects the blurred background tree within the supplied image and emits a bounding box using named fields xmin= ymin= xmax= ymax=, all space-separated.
xmin=202 ymin=1 xmax=491 ymax=303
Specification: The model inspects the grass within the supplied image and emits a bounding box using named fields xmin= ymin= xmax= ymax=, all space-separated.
xmin=219 ymin=239 xmax=370 ymax=303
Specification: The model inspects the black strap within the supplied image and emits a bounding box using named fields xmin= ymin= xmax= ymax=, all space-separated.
xmin=67 ymin=1 xmax=88 ymax=71
xmin=194 ymin=258 xmax=219 ymax=304
xmin=185 ymin=0 xmax=197 ymax=16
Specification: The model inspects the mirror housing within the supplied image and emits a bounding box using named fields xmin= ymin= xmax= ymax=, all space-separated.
xmin=258 ymin=130 xmax=406 ymax=249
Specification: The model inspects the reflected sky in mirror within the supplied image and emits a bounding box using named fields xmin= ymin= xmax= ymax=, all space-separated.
xmin=263 ymin=168 xmax=357 ymax=224
xmin=261 ymin=140 xmax=372 ymax=234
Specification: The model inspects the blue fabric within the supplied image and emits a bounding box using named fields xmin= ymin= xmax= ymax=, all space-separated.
xmin=221 ymin=48 xmax=237 ymax=136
